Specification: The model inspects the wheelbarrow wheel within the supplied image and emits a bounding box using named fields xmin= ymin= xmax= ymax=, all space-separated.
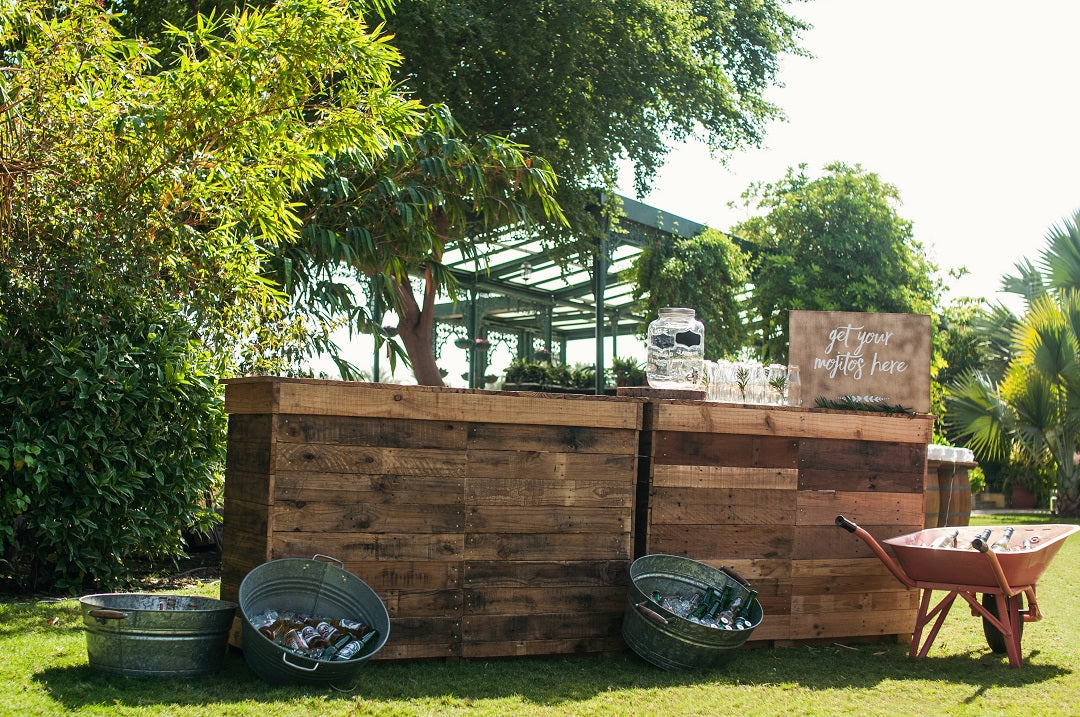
xmin=981 ymin=593 xmax=1022 ymax=654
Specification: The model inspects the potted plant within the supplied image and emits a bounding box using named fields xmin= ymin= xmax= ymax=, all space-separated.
xmin=544 ymin=363 xmax=573 ymax=392
xmin=454 ymin=336 xmax=474 ymax=350
xmin=473 ymin=337 xmax=491 ymax=351
xmin=534 ymin=347 xmax=552 ymax=362
xmin=609 ymin=356 xmax=647 ymax=387
xmin=503 ymin=358 xmax=547 ymax=391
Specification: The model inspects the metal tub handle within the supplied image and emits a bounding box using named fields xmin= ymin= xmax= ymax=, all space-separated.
xmin=312 ymin=554 xmax=344 ymax=569
xmin=281 ymin=651 xmax=321 ymax=672
xmin=87 ymin=609 xmax=129 ymax=622
xmin=635 ymin=602 xmax=670 ymax=626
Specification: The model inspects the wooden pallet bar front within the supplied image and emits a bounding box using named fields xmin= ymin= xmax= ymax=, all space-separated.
xmin=220 ymin=377 xmax=642 ymax=661
xmin=641 ymin=400 xmax=932 ymax=646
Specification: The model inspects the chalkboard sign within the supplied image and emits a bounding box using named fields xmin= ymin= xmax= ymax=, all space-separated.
xmin=788 ymin=310 xmax=931 ymax=414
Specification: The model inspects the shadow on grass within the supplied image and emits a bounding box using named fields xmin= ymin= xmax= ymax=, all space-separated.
xmin=33 ymin=642 xmax=1071 ymax=711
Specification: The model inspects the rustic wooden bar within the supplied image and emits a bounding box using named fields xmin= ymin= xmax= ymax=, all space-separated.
xmin=221 ymin=378 xmax=932 ymax=659
xmin=638 ymin=400 xmax=933 ymax=645
xmin=220 ymin=377 xmax=643 ymax=660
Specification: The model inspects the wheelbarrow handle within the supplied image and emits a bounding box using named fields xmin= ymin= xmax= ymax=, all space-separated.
xmin=972 ymin=537 xmax=1023 ymax=597
xmin=836 ymin=515 xmax=857 ymax=533
xmin=834 ymin=515 xmax=916 ymax=589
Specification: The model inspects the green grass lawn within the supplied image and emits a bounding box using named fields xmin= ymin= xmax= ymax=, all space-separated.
xmin=4 ymin=514 xmax=1078 ymax=716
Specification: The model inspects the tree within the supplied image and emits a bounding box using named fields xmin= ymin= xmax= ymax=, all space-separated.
xmin=384 ymin=0 xmax=809 ymax=253
xmin=631 ymin=228 xmax=750 ymax=359
xmin=947 ymin=211 xmax=1080 ymax=515
xmin=732 ymin=162 xmax=941 ymax=363
xmin=271 ymin=106 xmax=566 ymax=386
xmin=103 ymin=0 xmax=808 ymax=383
xmin=0 ymin=0 xmax=428 ymax=589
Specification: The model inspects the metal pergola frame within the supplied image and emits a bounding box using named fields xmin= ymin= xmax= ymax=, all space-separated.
xmin=426 ymin=193 xmax=705 ymax=393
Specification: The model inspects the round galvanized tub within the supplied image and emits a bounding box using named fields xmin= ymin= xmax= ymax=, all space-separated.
xmin=238 ymin=555 xmax=390 ymax=685
xmin=79 ymin=593 xmax=237 ymax=677
xmin=622 ymin=554 xmax=763 ymax=670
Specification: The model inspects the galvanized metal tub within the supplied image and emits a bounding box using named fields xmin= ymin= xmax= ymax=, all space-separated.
xmin=622 ymin=554 xmax=763 ymax=670
xmin=238 ymin=555 xmax=390 ymax=685
xmin=79 ymin=593 xmax=237 ymax=677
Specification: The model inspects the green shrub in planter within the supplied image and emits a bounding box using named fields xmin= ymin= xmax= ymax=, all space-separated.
xmin=0 ymin=289 xmax=225 ymax=593
xmin=503 ymin=358 xmax=548 ymax=386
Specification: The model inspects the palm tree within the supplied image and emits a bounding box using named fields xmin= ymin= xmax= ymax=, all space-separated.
xmin=946 ymin=211 xmax=1080 ymax=516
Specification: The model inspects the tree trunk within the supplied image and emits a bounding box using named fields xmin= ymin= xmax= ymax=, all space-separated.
xmin=391 ymin=268 xmax=445 ymax=387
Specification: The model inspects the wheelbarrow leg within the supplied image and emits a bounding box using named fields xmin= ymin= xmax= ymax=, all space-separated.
xmin=995 ymin=593 xmax=1024 ymax=668
xmin=911 ymin=588 xmax=958 ymax=660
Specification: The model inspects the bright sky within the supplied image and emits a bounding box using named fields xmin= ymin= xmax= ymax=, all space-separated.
xmin=620 ymin=0 xmax=1080 ymax=312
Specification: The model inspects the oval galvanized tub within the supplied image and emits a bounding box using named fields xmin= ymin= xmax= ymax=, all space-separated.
xmin=622 ymin=554 xmax=763 ymax=670
xmin=238 ymin=556 xmax=390 ymax=685
xmin=79 ymin=593 xmax=237 ymax=677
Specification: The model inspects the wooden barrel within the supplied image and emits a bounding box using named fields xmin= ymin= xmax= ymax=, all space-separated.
xmin=924 ymin=459 xmax=943 ymax=529
xmin=941 ymin=465 xmax=972 ymax=527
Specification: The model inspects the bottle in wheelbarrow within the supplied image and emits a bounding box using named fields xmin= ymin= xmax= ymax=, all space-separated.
xmin=990 ymin=527 xmax=1015 ymax=552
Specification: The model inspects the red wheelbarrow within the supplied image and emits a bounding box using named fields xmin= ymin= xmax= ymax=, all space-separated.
xmin=836 ymin=515 xmax=1078 ymax=667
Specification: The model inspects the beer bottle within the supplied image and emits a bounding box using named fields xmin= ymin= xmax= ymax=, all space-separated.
xmin=737 ymin=590 xmax=758 ymax=620
xmin=331 ymin=629 xmax=379 ymax=661
xmin=969 ymin=528 xmax=992 ymax=549
xmin=990 ymin=526 xmax=1015 ymax=551
xmin=692 ymin=587 xmax=719 ymax=619
xmin=930 ymin=529 xmax=959 ymax=549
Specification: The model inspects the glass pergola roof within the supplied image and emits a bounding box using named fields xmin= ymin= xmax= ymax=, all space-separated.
xmin=431 ymin=193 xmax=706 ymax=388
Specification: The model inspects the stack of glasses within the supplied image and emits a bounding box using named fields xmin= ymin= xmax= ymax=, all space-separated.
xmin=704 ymin=360 xmax=801 ymax=406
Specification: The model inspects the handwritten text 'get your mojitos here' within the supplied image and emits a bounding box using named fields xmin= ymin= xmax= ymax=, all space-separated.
xmin=814 ymin=323 xmax=909 ymax=381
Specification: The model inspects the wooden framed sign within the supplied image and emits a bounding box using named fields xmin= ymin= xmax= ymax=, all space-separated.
xmin=788 ymin=310 xmax=931 ymax=414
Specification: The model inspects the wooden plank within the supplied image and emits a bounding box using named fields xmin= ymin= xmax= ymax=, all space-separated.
xmin=646 ymin=524 xmax=793 ymax=560
xmin=370 ymin=616 xmax=461 ymax=660
xmin=462 ymin=612 xmax=622 ymax=642
xmin=465 ymin=505 xmax=630 ymax=533
xmin=226 ymin=439 xmax=272 ymax=476
xmin=224 ymin=378 xmax=644 ymax=430
xmin=648 ymin=402 xmax=933 ymax=444
xmin=271 ymin=501 xmax=465 ymax=534
xmin=275 ymin=472 xmax=464 ymax=505
xmin=227 ymin=413 xmax=273 ymax=443
xmin=465 ymin=449 xmax=636 ymax=482
xmin=796 ymin=490 xmax=924 ymax=526
xmin=466 ymin=423 xmax=639 ymax=455
xmin=787 ymin=609 xmax=917 ymax=640
xmin=381 ymin=588 xmax=462 ymax=618
xmin=271 ymin=532 xmax=464 ymax=561
xmin=463 ymin=586 xmax=624 ymax=615
xmin=223 ymin=378 xmax=278 ymax=414
xmin=649 ymin=487 xmax=796 ymax=525
xmin=791 ymin=558 xmax=909 ymax=595
xmin=743 ymin=613 xmax=792 ymax=643
xmin=224 ymin=468 xmax=272 ymax=506
xmin=342 ymin=561 xmax=462 ymax=592
xmin=798 ymin=437 xmax=927 ymax=473
xmin=793 ymin=524 xmax=922 ymax=560
xmin=791 ymin=590 xmax=919 ymax=614
xmin=276 ymin=414 xmax=468 ymax=450
xmin=466 ymin=476 xmax=632 ymax=508
xmin=464 ymin=533 xmax=630 ymax=561
xmin=463 ymin=560 xmax=629 ymax=588
xmin=275 ymin=444 xmax=467 ymax=476
xmin=462 ymin=635 xmax=626 ymax=658
xmin=221 ymin=496 xmax=269 ymax=543
xmin=651 ymin=465 xmax=798 ymax=490
xmin=797 ymin=468 xmax=923 ymax=494
xmin=652 ymin=432 xmax=799 ymax=469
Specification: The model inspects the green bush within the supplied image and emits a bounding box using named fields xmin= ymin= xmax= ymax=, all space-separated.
xmin=0 ymin=287 xmax=225 ymax=593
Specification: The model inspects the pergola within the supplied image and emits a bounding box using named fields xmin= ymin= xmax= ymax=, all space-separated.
xmin=404 ymin=193 xmax=706 ymax=393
